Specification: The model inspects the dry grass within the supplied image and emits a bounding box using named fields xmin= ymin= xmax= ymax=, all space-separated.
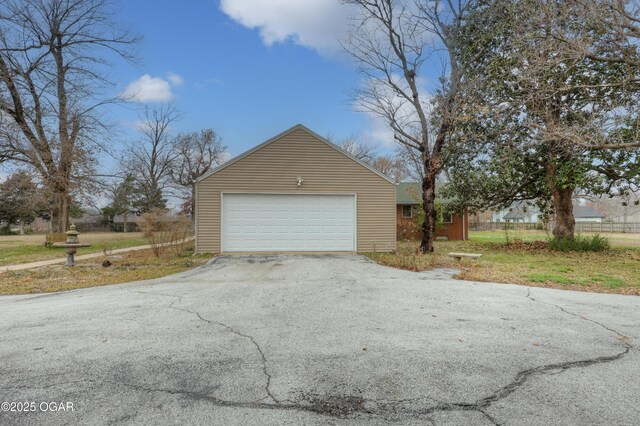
xmin=0 ymin=243 xmax=213 ymax=296
xmin=366 ymin=232 xmax=640 ymax=296
xmin=0 ymin=232 xmax=148 ymax=266
xmin=0 ymin=232 xmax=146 ymax=247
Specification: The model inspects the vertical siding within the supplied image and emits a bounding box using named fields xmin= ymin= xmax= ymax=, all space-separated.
xmin=196 ymin=128 xmax=396 ymax=253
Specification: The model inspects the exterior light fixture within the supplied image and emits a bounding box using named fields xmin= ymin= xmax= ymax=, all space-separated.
xmin=296 ymin=176 xmax=303 ymax=187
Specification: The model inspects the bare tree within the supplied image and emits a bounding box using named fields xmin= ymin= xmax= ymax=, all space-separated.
xmin=0 ymin=0 xmax=138 ymax=232
xmin=395 ymin=144 xmax=424 ymax=182
xmin=124 ymin=104 xmax=182 ymax=213
xmin=344 ymin=0 xmax=475 ymax=252
xmin=170 ymin=129 xmax=226 ymax=219
xmin=371 ymin=154 xmax=406 ymax=182
xmin=338 ymin=135 xmax=379 ymax=164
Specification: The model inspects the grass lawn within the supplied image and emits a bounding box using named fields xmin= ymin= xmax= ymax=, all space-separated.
xmin=0 ymin=232 xmax=149 ymax=266
xmin=366 ymin=230 xmax=640 ymax=295
xmin=0 ymin=242 xmax=213 ymax=296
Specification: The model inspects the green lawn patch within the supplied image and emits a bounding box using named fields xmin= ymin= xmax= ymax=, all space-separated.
xmin=527 ymin=273 xmax=580 ymax=285
xmin=365 ymin=233 xmax=640 ymax=295
xmin=589 ymin=274 xmax=625 ymax=289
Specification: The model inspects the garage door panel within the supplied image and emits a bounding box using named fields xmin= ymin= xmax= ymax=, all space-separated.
xmin=222 ymin=194 xmax=355 ymax=252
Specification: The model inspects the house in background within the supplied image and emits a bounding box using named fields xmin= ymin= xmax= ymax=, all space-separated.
xmin=194 ymin=124 xmax=396 ymax=253
xmin=493 ymin=201 xmax=605 ymax=223
xmin=572 ymin=205 xmax=605 ymax=223
xmin=396 ymin=182 xmax=469 ymax=241
xmin=493 ymin=202 xmax=540 ymax=223
xmin=74 ymin=209 xmax=140 ymax=232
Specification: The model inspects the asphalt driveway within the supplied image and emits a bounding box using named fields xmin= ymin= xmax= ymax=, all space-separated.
xmin=1 ymin=255 xmax=639 ymax=425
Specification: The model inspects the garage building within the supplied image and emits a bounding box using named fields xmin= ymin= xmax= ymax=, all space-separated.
xmin=195 ymin=124 xmax=396 ymax=253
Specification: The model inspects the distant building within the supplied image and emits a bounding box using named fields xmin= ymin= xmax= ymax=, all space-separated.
xmin=74 ymin=209 xmax=140 ymax=232
xmin=572 ymin=205 xmax=605 ymax=223
xmin=395 ymin=182 xmax=469 ymax=241
xmin=494 ymin=202 xmax=540 ymax=223
xmin=493 ymin=201 xmax=605 ymax=223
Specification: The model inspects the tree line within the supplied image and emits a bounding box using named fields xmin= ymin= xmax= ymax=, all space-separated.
xmin=105 ymin=103 xmax=225 ymax=230
xmin=344 ymin=0 xmax=640 ymax=252
xmin=0 ymin=0 xmax=224 ymax=233
xmin=2 ymin=0 xmax=639 ymax=253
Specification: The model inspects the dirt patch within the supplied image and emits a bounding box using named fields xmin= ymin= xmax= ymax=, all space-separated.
xmin=298 ymin=393 xmax=367 ymax=418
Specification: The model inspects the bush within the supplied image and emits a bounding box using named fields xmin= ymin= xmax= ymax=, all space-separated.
xmin=397 ymin=217 xmax=420 ymax=240
xmin=0 ymin=225 xmax=16 ymax=235
xmin=548 ymin=234 xmax=610 ymax=252
xmin=138 ymin=209 xmax=193 ymax=257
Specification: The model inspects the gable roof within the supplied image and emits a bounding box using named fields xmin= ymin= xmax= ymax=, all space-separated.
xmin=195 ymin=124 xmax=395 ymax=184
xmin=396 ymin=182 xmax=452 ymax=204
xmin=503 ymin=201 xmax=537 ymax=220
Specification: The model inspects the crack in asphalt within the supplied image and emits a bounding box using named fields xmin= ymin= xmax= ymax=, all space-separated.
xmin=525 ymin=288 xmax=631 ymax=341
xmin=105 ymin=282 xmax=633 ymax=423
xmin=160 ymin=289 xmax=631 ymax=423
xmin=167 ymin=299 xmax=279 ymax=404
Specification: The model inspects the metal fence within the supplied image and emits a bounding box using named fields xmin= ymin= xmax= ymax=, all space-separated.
xmin=470 ymin=222 xmax=640 ymax=234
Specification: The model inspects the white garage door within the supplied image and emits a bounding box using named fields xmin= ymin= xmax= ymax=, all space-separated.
xmin=222 ymin=193 xmax=356 ymax=252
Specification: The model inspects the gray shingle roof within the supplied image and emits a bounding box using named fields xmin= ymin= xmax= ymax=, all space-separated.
xmin=501 ymin=202 xmax=605 ymax=219
xmin=503 ymin=211 xmax=534 ymax=220
xmin=573 ymin=205 xmax=605 ymax=219
xmin=503 ymin=202 xmax=536 ymax=220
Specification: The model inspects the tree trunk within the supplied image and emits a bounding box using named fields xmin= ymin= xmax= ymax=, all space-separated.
xmin=546 ymin=159 xmax=575 ymax=240
xmin=51 ymin=192 xmax=70 ymax=232
xmin=420 ymin=172 xmax=438 ymax=253
xmin=123 ymin=212 xmax=128 ymax=233
xmin=552 ymin=186 xmax=575 ymax=239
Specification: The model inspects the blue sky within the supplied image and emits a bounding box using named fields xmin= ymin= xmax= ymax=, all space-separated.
xmin=110 ymin=0 xmax=387 ymax=158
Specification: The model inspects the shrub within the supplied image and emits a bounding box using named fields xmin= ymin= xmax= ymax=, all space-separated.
xmin=138 ymin=209 xmax=193 ymax=257
xmin=548 ymin=234 xmax=610 ymax=252
xmin=397 ymin=217 xmax=420 ymax=240
xmin=0 ymin=225 xmax=16 ymax=235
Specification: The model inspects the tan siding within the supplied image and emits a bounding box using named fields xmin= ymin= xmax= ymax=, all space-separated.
xmin=196 ymin=127 xmax=396 ymax=252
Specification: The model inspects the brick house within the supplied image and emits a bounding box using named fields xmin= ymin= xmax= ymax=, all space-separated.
xmin=396 ymin=182 xmax=469 ymax=241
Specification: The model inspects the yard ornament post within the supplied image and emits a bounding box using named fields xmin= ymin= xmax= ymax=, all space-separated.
xmin=53 ymin=224 xmax=91 ymax=267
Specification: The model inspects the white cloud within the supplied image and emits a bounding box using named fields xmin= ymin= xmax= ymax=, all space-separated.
xmin=356 ymin=74 xmax=434 ymax=148
xmin=166 ymin=72 xmax=184 ymax=86
xmin=121 ymin=73 xmax=184 ymax=103
xmin=220 ymin=0 xmax=355 ymax=53
xmin=363 ymin=115 xmax=396 ymax=147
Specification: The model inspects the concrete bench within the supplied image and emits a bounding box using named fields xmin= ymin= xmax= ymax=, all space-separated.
xmin=45 ymin=233 xmax=67 ymax=248
xmin=448 ymin=252 xmax=482 ymax=261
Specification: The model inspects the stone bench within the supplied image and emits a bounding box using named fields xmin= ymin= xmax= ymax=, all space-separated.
xmin=448 ymin=252 xmax=482 ymax=261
